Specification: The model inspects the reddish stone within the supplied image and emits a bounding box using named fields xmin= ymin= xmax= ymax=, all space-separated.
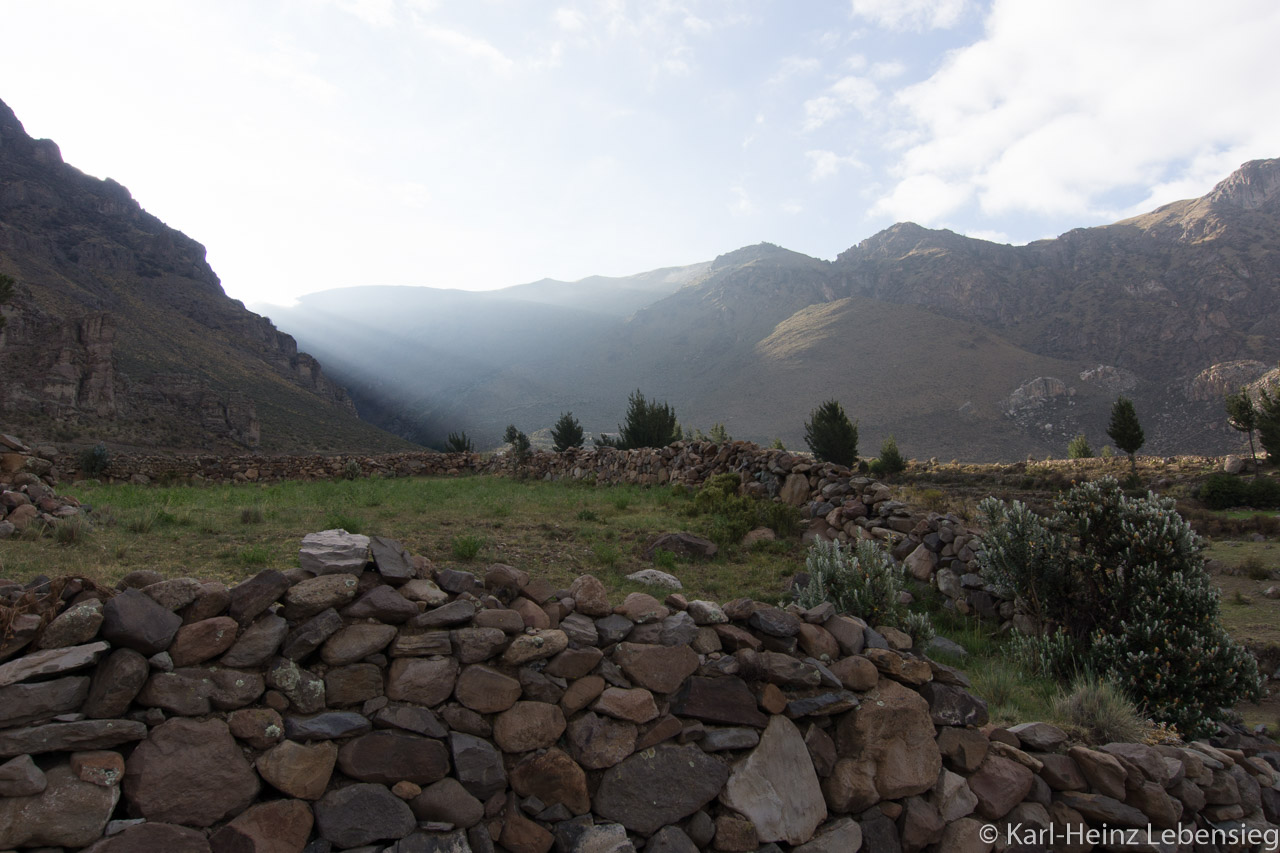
xmin=510 ymin=747 xmax=591 ymax=815
xmin=167 ymin=617 xmax=238 ymax=667
xmin=612 ymin=642 xmax=698 ymax=693
xmin=210 ymin=799 xmax=313 ymax=853
xmin=493 ymin=701 xmax=566 ymax=753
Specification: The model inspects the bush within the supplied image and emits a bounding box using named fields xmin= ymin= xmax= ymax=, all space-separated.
xmin=79 ymin=443 xmax=111 ymax=478
xmin=1067 ymin=433 xmax=1093 ymax=459
xmin=342 ymin=459 xmax=363 ymax=480
xmin=53 ymin=516 xmax=91 ymax=546
xmin=1198 ymin=473 xmax=1280 ymax=509
xmin=795 ymin=539 xmax=933 ymax=643
xmin=451 ymin=534 xmax=485 ymax=560
xmin=687 ymin=474 xmax=802 ymax=547
xmin=803 ymin=400 xmax=858 ymax=467
xmin=976 ymin=477 xmax=1262 ymax=737
xmin=1053 ymin=674 xmax=1149 ymax=745
xmin=598 ymin=390 xmax=680 ymax=450
xmin=552 ymin=413 xmax=585 ymax=452
xmin=877 ymin=435 xmax=907 ymax=476
xmin=504 ymin=425 xmax=531 ymax=460
xmin=445 ymin=431 xmax=474 ymax=453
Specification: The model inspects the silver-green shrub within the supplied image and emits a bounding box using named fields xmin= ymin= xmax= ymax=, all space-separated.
xmin=797 ymin=539 xmax=933 ymax=644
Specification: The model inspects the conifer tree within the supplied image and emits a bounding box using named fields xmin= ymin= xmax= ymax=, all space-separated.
xmin=1225 ymin=388 xmax=1260 ymax=471
xmin=551 ymin=412 xmax=584 ymax=452
xmin=804 ymin=400 xmax=858 ymax=467
xmin=1106 ymin=396 xmax=1144 ymax=473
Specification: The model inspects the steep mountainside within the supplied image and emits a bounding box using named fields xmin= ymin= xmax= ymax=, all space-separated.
xmin=0 ymin=98 xmax=410 ymax=453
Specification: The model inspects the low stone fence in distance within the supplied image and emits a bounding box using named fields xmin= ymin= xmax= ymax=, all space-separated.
xmin=2 ymin=529 xmax=1278 ymax=851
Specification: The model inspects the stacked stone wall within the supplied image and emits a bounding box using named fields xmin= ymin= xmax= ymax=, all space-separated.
xmin=1 ymin=530 xmax=1278 ymax=852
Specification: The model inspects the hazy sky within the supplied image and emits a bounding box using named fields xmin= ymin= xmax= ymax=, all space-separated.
xmin=3 ymin=0 xmax=1279 ymax=307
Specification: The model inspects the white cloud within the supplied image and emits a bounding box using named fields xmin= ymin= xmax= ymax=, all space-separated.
xmin=869 ymin=60 xmax=906 ymax=80
xmin=806 ymin=150 xmax=863 ymax=181
xmin=414 ymin=24 xmax=515 ymax=73
xmin=555 ymin=7 xmax=586 ymax=31
xmin=875 ymin=0 xmax=1280 ymax=226
xmin=729 ymin=185 xmax=756 ymax=216
xmin=849 ymin=0 xmax=968 ymax=31
xmin=767 ymin=56 xmax=820 ymax=88
xmin=782 ymin=200 xmax=803 ymax=215
xmin=802 ymin=75 xmax=878 ymax=131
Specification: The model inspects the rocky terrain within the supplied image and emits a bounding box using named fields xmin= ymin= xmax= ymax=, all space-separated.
xmin=266 ymin=159 xmax=1280 ymax=460
xmin=0 ymin=98 xmax=410 ymax=454
xmin=3 ymin=525 xmax=1279 ymax=852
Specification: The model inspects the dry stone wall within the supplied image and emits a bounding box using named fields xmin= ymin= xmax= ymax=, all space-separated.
xmin=1 ymin=530 xmax=1279 ymax=852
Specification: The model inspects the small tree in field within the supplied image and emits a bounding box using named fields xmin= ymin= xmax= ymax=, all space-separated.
xmin=804 ymin=399 xmax=858 ymax=467
xmin=1259 ymin=387 xmax=1280 ymax=465
xmin=1226 ymin=388 xmax=1260 ymax=471
xmin=503 ymin=424 xmax=530 ymax=460
xmin=1106 ymin=396 xmax=1144 ymax=473
xmin=1067 ymin=433 xmax=1093 ymax=459
xmin=876 ymin=435 xmax=906 ymax=476
xmin=551 ymin=412 xmax=584 ymax=452
xmin=601 ymin=390 xmax=681 ymax=450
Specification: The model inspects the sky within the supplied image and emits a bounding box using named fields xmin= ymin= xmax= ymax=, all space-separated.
xmin=3 ymin=0 xmax=1280 ymax=308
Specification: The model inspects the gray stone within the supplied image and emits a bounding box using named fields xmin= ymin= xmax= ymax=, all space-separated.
xmin=314 ymin=782 xmax=417 ymax=848
xmin=266 ymin=656 xmax=327 ymax=713
xmin=625 ymin=569 xmax=683 ymax=590
xmin=450 ymin=732 xmax=507 ymax=800
xmin=0 ymin=640 xmax=108 ymax=687
xmin=371 ymin=535 xmax=417 ymax=583
xmin=101 ymin=589 xmax=183 ymax=656
xmin=0 ymin=763 xmax=120 ymax=848
xmin=0 ymin=719 xmax=148 ymax=757
xmin=285 ymin=711 xmax=373 ymax=740
xmin=594 ymin=743 xmax=729 ymax=835
xmin=0 ymin=753 xmax=46 ymax=796
xmin=300 ymin=528 xmax=371 ymax=574
xmin=374 ymin=701 xmax=449 ymax=738
xmin=227 ymin=569 xmax=291 ymax=625
xmin=791 ymin=817 xmax=862 ymax=853
xmin=344 ymin=584 xmax=420 ymax=623
xmin=720 ymin=715 xmax=827 ymax=844
xmin=0 ymin=675 xmax=90 ymax=727
xmin=282 ymin=573 xmax=361 ymax=620
xmin=700 ymin=726 xmax=761 ymax=751
xmin=36 ymin=598 xmax=104 ymax=649
xmin=221 ymin=613 xmax=288 ymax=667
xmin=643 ymin=826 xmax=700 ymax=853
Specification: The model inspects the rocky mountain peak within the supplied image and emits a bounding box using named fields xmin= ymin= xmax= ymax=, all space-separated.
xmin=1206 ymin=158 xmax=1280 ymax=211
xmin=710 ymin=242 xmax=815 ymax=270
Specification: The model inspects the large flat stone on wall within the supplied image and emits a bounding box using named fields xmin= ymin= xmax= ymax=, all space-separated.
xmin=594 ymin=743 xmax=730 ymax=835
xmin=0 ymin=719 xmax=148 ymax=757
xmin=834 ymin=678 xmax=940 ymax=800
xmin=720 ymin=715 xmax=826 ymax=844
xmin=300 ymin=528 xmax=371 ymax=574
xmin=123 ymin=718 xmax=260 ymax=827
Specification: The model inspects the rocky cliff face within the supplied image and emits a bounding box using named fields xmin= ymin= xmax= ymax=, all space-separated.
xmin=0 ymin=98 xmax=407 ymax=453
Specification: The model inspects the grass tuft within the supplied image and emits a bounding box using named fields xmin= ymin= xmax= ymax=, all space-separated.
xmin=451 ymin=534 xmax=485 ymax=561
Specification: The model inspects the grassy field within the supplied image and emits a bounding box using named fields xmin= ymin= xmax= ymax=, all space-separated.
xmin=5 ymin=468 xmax=1278 ymax=740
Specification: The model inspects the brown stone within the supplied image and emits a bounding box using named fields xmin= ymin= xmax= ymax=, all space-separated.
xmin=936 ymin=726 xmax=989 ymax=773
xmin=411 ymin=777 xmax=484 ymax=828
xmin=455 ymin=664 xmax=523 ymax=713
xmin=82 ymin=822 xmax=212 ymax=853
xmin=827 ymin=656 xmax=879 ymax=691
xmin=0 ymin=640 xmax=108 ymax=687
xmin=1036 ymin=752 xmax=1087 ymax=791
xmin=71 ymin=749 xmax=124 ymax=787
xmin=123 ymin=718 xmax=260 ymax=827
xmin=313 ymin=782 xmax=417 ymax=848
xmin=796 ymin=623 xmax=840 ymax=660
xmin=570 ymin=574 xmax=612 ymax=617
xmin=387 ymin=656 xmax=459 ymax=706
xmin=168 ymin=616 xmax=239 ymax=667
xmin=338 ymin=730 xmax=451 ymax=785
xmin=758 ymin=683 xmax=788 ymax=715
xmin=228 ymin=707 xmax=285 ymax=750
xmin=670 ymin=676 xmax=770 ymax=727
xmin=592 ymin=686 xmax=659 ymax=723
xmin=0 ymin=763 xmax=120 ymax=849
xmin=1067 ymin=745 xmax=1128 ymax=800
xmin=501 ymin=794 xmax=555 ymax=853
xmin=713 ymin=623 xmax=762 ymax=652
xmin=617 ymin=592 xmax=669 ymax=623
xmin=834 ymin=679 xmax=940 ymax=800
xmin=493 ymin=700 xmax=567 ymax=753
xmin=0 ymin=675 xmax=90 ymax=727
xmin=713 ymin=815 xmax=758 ymax=851
xmin=281 ymin=573 xmax=360 ymax=620
xmin=502 ymin=629 xmax=569 ymax=665
xmin=227 ymin=570 xmax=291 ymax=626
xmin=325 ymin=662 xmax=385 ymax=706
xmin=320 ymin=622 xmax=398 ymax=666
xmin=209 ymin=799 xmax=314 ymax=853
xmin=510 ymin=747 xmax=591 ymax=815
xmin=967 ymin=754 xmax=1033 ymax=820
xmin=452 ymin=625 xmax=509 ymax=663
xmin=36 ymin=598 xmax=103 ymax=649
xmin=822 ymin=757 xmax=880 ymax=813
xmin=561 ymin=674 xmax=607 ymax=715
xmin=0 ymin=718 xmax=148 ymax=757
xmin=594 ymin=743 xmax=730 ymax=835
xmin=613 ymin=642 xmax=698 ymax=693
xmin=546 ymin=646 xmax=604 ymax=679
xmin=567 ymin=711 xmax=638 ymax=770
xmin=101 ymin=589 xmax=183 ymax=655
xmin=0 ymin=753 xmax=45 ymax=796
xmin=636 ymin=714 xmax=683 ymax=751
xmin=256 ymin=739 xmax=338 ymax=800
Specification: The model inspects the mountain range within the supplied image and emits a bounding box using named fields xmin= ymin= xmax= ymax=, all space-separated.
xmin=0 ymin=97 xmax=410 ymax=454
xmin=262 ymin=160 xmax=1280 ymax=460
xmin=3 ymin=91 xmax=1278 ymax=462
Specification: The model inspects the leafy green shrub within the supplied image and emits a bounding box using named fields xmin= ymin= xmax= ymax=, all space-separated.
xmin=708 ymin=423 xmax=730 ymax=443
xmin=552 ymin=412 xmax=585 ymax=452
xmin=322 ymin=513 xmax=363 ymax=535
xmin=653 ymin=548 xmax=677 ymax=570
xmin=1100 ymin=444 xmax=1114 ymax=459
xmin=451 ymin=534 xmax=485 ymax=560
xmin=769 ymin=438 xmax=785 ymax=450
xmin=759 ymin=501 xmax=802 ymax=537
xmin=1067 ymin=433 xmax=1093 ymax=459
xmin=79 ymin=443 xmax=111 ymax=478
xmin=342 ymin=459 xmax=363 ymax=480
xmin=445 ymin=431 xmax=474 ymax=453
xmin=977 ymin=477 xmax=1262 ymax=737
xmin=1198 ymin=473 xmax=1280 ymax=509
xmin=803 ymin=400 xmax=858 ymax=467
xmin=1007 ymin=628 xmax=1082 ymax=680
xmin=1053 ymin=674 xmax=1148 ymax=745
xmin=1239 ymin=555 xmax=1272 ymax=581
xmin=877 ymin=435 xmax=907 ymax=476
xmin=795 ymin=539 xmax=933 ymax=643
